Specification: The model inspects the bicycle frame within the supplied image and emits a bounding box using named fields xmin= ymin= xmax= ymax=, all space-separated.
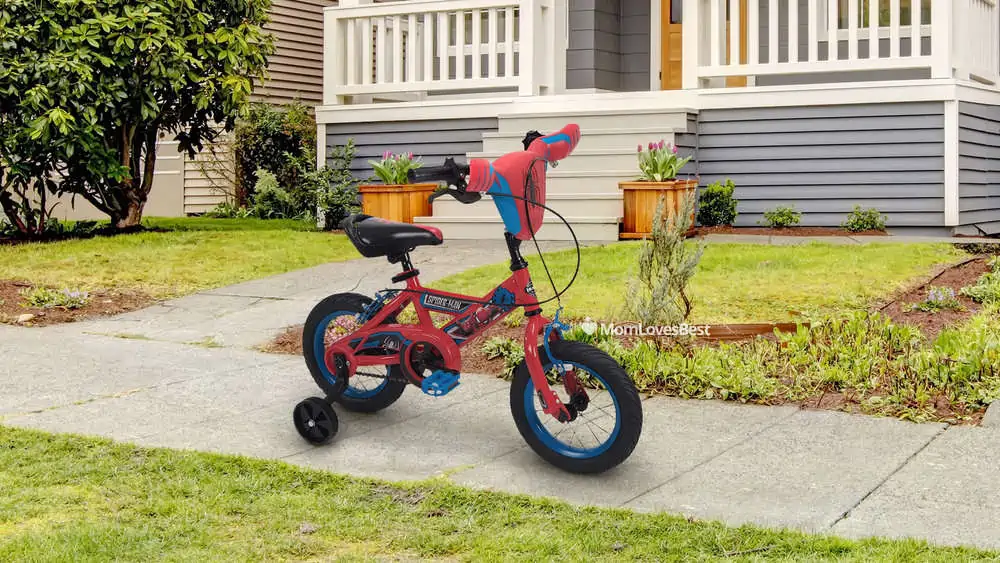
xmin=324 ymin=234 xmax=574 ymax=421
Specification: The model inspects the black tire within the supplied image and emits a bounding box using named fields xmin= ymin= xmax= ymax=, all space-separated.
xmin=509 ymin=340 xmax=642 ymax=474
xmin=303 ymin=293 xmax=407 ymax=413
xmin=293 ymin=397 xmax=339 ymax=445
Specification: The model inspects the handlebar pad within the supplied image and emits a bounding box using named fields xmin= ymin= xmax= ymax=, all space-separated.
xmin=526 ymin=124 xmax=580 ymax=163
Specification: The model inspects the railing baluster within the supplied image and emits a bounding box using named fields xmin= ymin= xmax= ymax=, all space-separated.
xmin=768 ymin=0 xmax=778 ymax=64
xmin=869 ymin=0 xmax=880 ymax=59
xmin=438 ymin=11 xmax=449 ymax=81
xmin=392 ymin=15 xmax=403 ymax=83
xmin=505 ymin=7 xmax=515 ymax=78
xmin=788 ymin=0 xmax=798 ymax=63
xmin=828 ymin=0 xmax=839 ymax=61
xmin=729 ymin=0 xmax=739 ymax=68
xmin=488 ymin=8 xmax=498 ymax=78
xmin=456 ymin=10 xmax=466 ymax=80
xmin=346 ymin=18 xmax=357 ymax=85
xmin=375 ymin=17 xmax=387 ymax=83
xmin=913 ymin=0 xmax=923 ymax=56
xmin=848 ymin=0 xmax=858 ymax=60
xmin=748 ymin=0 xmax=759 ymax=66
xmin=808 ymin=0 xmax=818 ymax=61
xmin=890 ymin=0 xmax=900 ymax=58
xmin=406 ymin=14 xmax=417 ymax=82
xmin=710 ymin=0 xmax=721 ymax=67
xmin=363 ymin=17 xmax=373 ymax=84
xmin=423 ymin=12 xmax=434 ymax=82
xmin=471 ymin=9 xmax=482 ymax=79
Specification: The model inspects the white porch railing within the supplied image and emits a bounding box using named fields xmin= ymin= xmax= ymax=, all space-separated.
xmin=323 ymin=0 xmax=565 ymax=104
xmin=684 ymin=0 xmax=1000 ymax=88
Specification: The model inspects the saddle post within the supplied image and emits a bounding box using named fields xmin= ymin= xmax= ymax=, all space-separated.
xmin=389 ymin=252 xmax=420 ymax=284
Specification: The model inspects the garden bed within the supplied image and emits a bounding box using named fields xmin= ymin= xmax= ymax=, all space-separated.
xmin=0 ymin=281 xmax=152 ymax=326
xmin=692 ymin=226 xmax=888 ymax=237
xmin=876 ymin=256 xmax=992 ymax=340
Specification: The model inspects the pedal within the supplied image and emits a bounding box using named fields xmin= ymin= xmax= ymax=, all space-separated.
xmin=421 ymin=370 xmax=461 ymax=397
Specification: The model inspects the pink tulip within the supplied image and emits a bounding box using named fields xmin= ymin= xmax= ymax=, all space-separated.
xmin=671 ymin=144 xmax=678 ymax=154
xmin=648 ymin=142 xmax=654 ymax=150
xmin=637 ymin=144 xmax=643 ymax=153
xmin=383 ymin=150 xmax=391 ymax=160
xmin=658 ymin=140 xmax=665 ymax=149
xmin=408 ymin=152 xmax=414 ymax=159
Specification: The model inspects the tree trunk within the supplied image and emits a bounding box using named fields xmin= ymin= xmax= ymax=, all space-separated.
xmin=113 ymin=197 xmax=146 ymax=230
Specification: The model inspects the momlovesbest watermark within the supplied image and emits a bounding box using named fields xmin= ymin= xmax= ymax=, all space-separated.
xmin=576 ymin=318 xmax=711 ymax=338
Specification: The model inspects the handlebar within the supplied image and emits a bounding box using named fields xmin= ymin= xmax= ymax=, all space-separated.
xmin=408 ymin=157 xmax=470 ymax=187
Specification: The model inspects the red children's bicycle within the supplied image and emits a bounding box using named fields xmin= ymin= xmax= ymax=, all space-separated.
xmin=293 ymin=124 xmax=642 ymax=474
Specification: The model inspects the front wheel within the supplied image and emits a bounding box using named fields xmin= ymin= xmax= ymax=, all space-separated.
xmin=509 ymin=340 xmax=642 ymax=474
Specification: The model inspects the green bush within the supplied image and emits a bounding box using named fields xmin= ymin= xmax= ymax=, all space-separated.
xmin=21 ymin=287 xmax=90 ymax=309
xmin=625 ymin=192 xmax=704 ymax=339
xmin=760 ymin=205 xmax=802 ymax=228
xmin=250 ymin=170 xmax=298 ymax=219
xmin=842 ymin=205 xmax=887 ymax=232
xmin=961 ymin=258 xmax=1000 ymax=304
xmin=316 ymin=140 xmax=361 ymax=229
xmin=696 ymin=179 xmax=738 ymax=227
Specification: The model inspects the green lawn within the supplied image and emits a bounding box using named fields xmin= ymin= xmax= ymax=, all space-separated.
xmin=0 ymin=217 xmax=358 ymax=298
xmin=432 ymin=242 xmax=965 ymax=323
xmin=0 ymin=426 xmax=993 ymax=562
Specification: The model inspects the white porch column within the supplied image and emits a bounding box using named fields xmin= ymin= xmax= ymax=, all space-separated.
xmin=519 ymin=0 xmax=547 ymax=96
xmin=682 ymin=0 xmax=704 ymax=88
xmin=931 ymin=0 xmax=954 ymax=79
xmin=943 ymin=99 xmax=960 ymax=227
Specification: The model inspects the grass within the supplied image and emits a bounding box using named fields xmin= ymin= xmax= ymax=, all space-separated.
xmin=0 ymin=217 xmax=358 ymax=299
xmin=431 ymin=242 xmax=965 ymax=323
xmin=0 ymin=426 xmax=995 ymax=562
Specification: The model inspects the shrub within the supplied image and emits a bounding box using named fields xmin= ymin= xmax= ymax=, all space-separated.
xmin=696 ymin=179 xmax=738 ymax=227
xmin=204 ymin=202 xmax=253 ymax=219
xmin=910 ymin=286 xmax=964 ymax=313
xmin=482 ymin=336 xmax=525 ymax=380
xmin=842 ymin=205 xmax=887 ymax=232
xmin=636 ymin=140 xmax=691 ymax=182
xmin=624 ymin=192 xmax=704 ymax=343
xmin=961 ymin=258 xmax=1000 ymax=304
xmin=369 ymin=152 xmax=423 ymax=185
xmin=250 ymin=170 xmax=298 ymax=219
xmin=760 ymin=206 xmax=802 ymax=228
xmin=316 ymin=140 xmax=361 ymax=230
xmin=21 ymin=287 xmax=90 ymax=309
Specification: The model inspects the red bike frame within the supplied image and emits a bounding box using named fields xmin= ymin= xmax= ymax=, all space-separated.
xmin=323 ymin=262 xmax=575 ymax=421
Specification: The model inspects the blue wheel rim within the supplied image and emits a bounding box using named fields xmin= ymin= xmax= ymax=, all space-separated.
xmin=315 ymin=310 xmax=389 ymax=399
xmin=523 ymin=362 xmax=621 ymax=459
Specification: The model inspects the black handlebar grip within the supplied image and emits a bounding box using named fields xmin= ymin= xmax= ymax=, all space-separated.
xmin=408 ymin=165 xmax=453 ymax=184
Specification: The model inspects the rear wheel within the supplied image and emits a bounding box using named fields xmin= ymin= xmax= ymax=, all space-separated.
xmin=509 ymin=340 xmax=642 ymax=474
xmin=303 ymin=293 xmax=407 ymax=413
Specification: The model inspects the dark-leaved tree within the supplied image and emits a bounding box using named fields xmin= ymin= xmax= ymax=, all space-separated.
xmin=0 ymin=0 xmax=274 ymax=230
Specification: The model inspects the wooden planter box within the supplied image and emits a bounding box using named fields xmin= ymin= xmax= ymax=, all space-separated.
xmin=359 ymin=183 xmax=437 ymax=223
xmin=618 ymin=179 xmax=698 ymax=239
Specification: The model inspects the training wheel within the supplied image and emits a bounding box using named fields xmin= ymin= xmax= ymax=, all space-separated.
xmin=293 ymin=397 xmax=339 ymax=445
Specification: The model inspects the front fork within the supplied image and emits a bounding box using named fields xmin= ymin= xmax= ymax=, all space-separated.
xmin=524 ymin=309 xmax=576 ymax=423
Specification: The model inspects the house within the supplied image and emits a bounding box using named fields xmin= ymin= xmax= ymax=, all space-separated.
xmin=54 ymin=0 xmax=334 ymax=221
xmin=318 ymin=0 xmax=1000 ymax=240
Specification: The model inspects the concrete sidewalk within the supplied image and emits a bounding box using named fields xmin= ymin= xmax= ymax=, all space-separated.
xmin=2 ymin=237 xmax=1000 ymax=552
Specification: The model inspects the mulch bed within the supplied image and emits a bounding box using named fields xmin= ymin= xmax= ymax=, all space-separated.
xmin=0 ymin=280 xmax=153 ymax=327
xmin=875 ymin=256 xmax=992 ymax=340
xmin=692 ymin=226 xmax=888 ymax=237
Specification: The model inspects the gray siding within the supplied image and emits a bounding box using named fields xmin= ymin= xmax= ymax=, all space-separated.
xmin=567 ymin=0 xmax=621 ymax=90
xmin=677 ymin=112 xmax=699 ymax=177
xmin=326 ymin=118 xmax=498 ymax=180
xmin=697 ymin=102 xmax=946 ymax=228
xmin=620 ymin=0 xmax=650 ymax=91
xmin=958 ymin=102 xmax=1000 ymax=235
xmin=567 ymin=0 xmax=649 ymax=91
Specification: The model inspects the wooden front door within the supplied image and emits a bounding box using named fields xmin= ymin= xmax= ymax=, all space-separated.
xmin=660 ymin=0 xmax=748 ymax=90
